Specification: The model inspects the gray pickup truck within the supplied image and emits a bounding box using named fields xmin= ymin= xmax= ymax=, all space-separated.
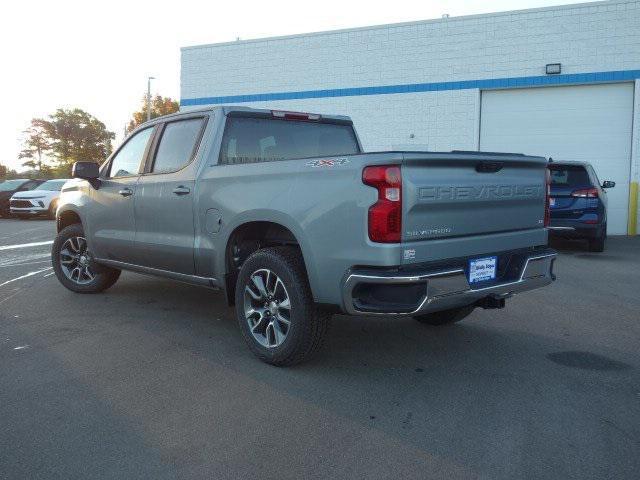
xmin=53 ymin=107 xmax=556 ymax=365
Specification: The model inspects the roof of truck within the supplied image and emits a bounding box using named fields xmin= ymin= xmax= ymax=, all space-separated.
xmin=139 ymin=106 xmax=352 ymax=126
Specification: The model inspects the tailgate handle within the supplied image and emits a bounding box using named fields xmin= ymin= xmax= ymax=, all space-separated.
xmin=476 ymin=161 xmax=504 ymax=173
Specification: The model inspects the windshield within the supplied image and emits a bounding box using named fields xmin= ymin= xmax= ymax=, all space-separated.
xmin=34 ymin=180 xmax=68 ymax=191
xmin=549 ymin=165 xmax=591 ymax=187
xmin=0 ymin=180 xmax=27 ymax=191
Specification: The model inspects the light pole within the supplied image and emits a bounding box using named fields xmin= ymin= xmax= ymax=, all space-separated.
xmin=146 ymin=76 xmax=155 ymax=122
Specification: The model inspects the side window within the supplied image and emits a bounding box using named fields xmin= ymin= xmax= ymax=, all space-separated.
xmin=109 ymin=127 xmax=154 ymax=178
xmin=151 ymin=118 xmax=205 ymax=173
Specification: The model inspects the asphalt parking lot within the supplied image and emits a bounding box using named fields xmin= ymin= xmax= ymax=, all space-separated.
xmin=1 ymin=218 xmax=639 ymax=480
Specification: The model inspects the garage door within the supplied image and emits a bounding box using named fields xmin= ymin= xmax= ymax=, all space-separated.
xmin=480 ymin=83 xmax=634 ymax=235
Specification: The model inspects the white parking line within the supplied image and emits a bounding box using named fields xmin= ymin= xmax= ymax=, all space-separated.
xmin=0 ymin=267 xmax=53 ymax=288
xmin=0 ymin=240 xmax=53 ymax=251
xmin=0 ymin=258 xmax=51 ymax=269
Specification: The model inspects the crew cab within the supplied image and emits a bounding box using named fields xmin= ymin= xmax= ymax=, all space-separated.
xmin=52 ymin=107 xmax=556 ymax=365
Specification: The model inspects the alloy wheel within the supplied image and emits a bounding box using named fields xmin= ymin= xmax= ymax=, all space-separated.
xmin=59 ymin=236 xmax=95 ymax=285
xmin=243 ymin=268 xmax=291 ymax=348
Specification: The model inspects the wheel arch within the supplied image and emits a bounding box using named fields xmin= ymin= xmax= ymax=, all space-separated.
xmin=219 ymin=213 xmax=318 ymax=306
xmin=56 ymin=207 xmax=83 ymax=232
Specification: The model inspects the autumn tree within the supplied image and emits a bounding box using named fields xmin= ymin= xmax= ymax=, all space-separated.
xmin=19 ymin=119 xmax=51 ymax=172
xmin=40 ymin=108 xmax=115 ymax=172
xmin=127 ymin=95 xmax=179 ymax=133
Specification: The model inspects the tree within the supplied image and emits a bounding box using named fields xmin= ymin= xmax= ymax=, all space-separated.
xmin=18 ymin=119 xmax=51 ymax=172
xmin=127 ymin=95 xmax=179 ymax=133
xmin=0 ymin=163 xmax=7 ymax=179
xmin=40 ymin=108 xmax=115 ymax=173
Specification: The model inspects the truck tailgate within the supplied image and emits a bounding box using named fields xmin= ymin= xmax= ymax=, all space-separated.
xmin=401 ymin=152 xmax=547 ymax=244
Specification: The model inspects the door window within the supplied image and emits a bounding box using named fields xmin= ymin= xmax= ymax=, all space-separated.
xmin=151 ymin=118 xmax=205 ymax=173
xmin=109 ymin=127 xmax=154 ymax=178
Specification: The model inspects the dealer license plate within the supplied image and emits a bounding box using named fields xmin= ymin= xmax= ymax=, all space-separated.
xmin=468 ymin=256 xmax=497 ymax=284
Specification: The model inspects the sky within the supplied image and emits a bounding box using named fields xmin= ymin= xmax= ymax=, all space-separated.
xmin=1 ymin=0 xmax=597 ymax=171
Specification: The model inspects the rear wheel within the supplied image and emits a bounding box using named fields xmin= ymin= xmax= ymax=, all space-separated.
xmin=413 ymin=305 xmax=475 ymax=326
xmin=235 ymin=246 xmax=331 ymax=366
xmin=588 ymin=224 xmax=606 ymax=252
xmin=52 ymin=223 xmax=120 ymax=293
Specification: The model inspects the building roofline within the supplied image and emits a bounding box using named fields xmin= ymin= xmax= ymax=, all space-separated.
xmin=181 ymin=0 xmax=626 ymax=51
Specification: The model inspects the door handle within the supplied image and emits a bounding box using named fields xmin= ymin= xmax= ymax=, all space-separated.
xmin=118 ymin=188 xmax=133 ymax=197
xmin=172 ymin=186 xmax=191 ymax=195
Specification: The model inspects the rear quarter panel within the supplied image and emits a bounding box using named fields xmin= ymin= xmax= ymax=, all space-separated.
xmin=197 ymin=153 xmax=405 ymax=304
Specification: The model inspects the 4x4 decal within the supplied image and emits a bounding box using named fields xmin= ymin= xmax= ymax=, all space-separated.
xmin=305 ymin=158 xmax=350 ymax=168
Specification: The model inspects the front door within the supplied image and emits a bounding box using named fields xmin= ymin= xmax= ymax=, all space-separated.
xmin=133 ymin=117 xmax=206 ymax=274
xmin=88 ymin=127 xmax=155 ymax=262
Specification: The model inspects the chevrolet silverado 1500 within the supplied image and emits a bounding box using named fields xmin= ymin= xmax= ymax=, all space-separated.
xmin=52 ymin=107 xmax=556 ymax=365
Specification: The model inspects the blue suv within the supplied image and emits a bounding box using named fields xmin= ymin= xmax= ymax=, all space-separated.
xmin=548 ymin=161 xmax=615 ymax=252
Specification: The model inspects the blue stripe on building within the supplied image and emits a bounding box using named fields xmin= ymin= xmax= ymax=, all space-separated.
xmin=180 ymin=69 xmax=640 ymax=107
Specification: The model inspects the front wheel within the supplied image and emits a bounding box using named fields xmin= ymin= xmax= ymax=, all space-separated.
xmin=413 ymin=305 xmax=475 ymax=326
xmin=235 ymin=246 xmax=331 ymax=366
xmin=51 ymin=223 xmax=121 ymax=293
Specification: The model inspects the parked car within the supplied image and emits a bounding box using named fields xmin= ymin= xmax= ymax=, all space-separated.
xmin=547 ymin=161 xmax=614 ymax=252
xmin=0 ymin=179 xmax=45 ymax=217
xmin=10 ymin=179 xmax=71 ymax=219
xmin=52 ymin=107 xmax=556 ymax=365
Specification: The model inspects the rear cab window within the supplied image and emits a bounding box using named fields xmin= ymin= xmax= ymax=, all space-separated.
xmin=219 ymin=114 xmax=360 ymax=165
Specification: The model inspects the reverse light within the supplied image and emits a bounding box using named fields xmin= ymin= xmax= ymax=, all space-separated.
xmin=271 ymin=110 xmax=321 ymax=121
xmin=363 ymin=165 xmax=402 ymax=243
xmin=571 ymin=188 xmax=599 ymax=198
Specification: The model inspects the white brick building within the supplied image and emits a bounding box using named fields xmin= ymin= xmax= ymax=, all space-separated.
xmin=181 ymin=0 xmax=640 ymax=235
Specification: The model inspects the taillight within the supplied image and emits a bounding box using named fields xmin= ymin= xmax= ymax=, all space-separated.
xmin=571 ymin=188 xmax=599 ymax=198
xmin=544 ymin=168 xmax=551 ymax=227
xmin=363 ymin=165 xmax=402 ymax=243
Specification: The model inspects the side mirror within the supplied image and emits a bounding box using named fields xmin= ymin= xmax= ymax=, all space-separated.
xmin=72 ymin=161 xmax=99 ymax=180
xmin=602 ymin=180 xmax=615 ymax=189
xmin=72 ymin=161 xmax=101 ymax=189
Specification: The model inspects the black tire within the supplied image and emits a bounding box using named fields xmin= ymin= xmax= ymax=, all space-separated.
xmin=52 ymin=223 xmax=121 ymax=293
xmin=413 ymin=305 xmax=475 ymax=326
xmin=234 ymin=246 xmax=331 ymax=366
xmin=588 ymin=225 xmax=606 ymax=252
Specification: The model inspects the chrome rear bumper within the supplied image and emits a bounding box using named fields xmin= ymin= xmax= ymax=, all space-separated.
xmin=342 ymin=251 xmax=556 ymax=316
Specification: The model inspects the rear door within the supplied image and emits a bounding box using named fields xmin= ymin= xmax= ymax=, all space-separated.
xmin=90 ymin=126 xmax=154 ymax=261
xmin=133 ymin=116 xmax=207 ymax=274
